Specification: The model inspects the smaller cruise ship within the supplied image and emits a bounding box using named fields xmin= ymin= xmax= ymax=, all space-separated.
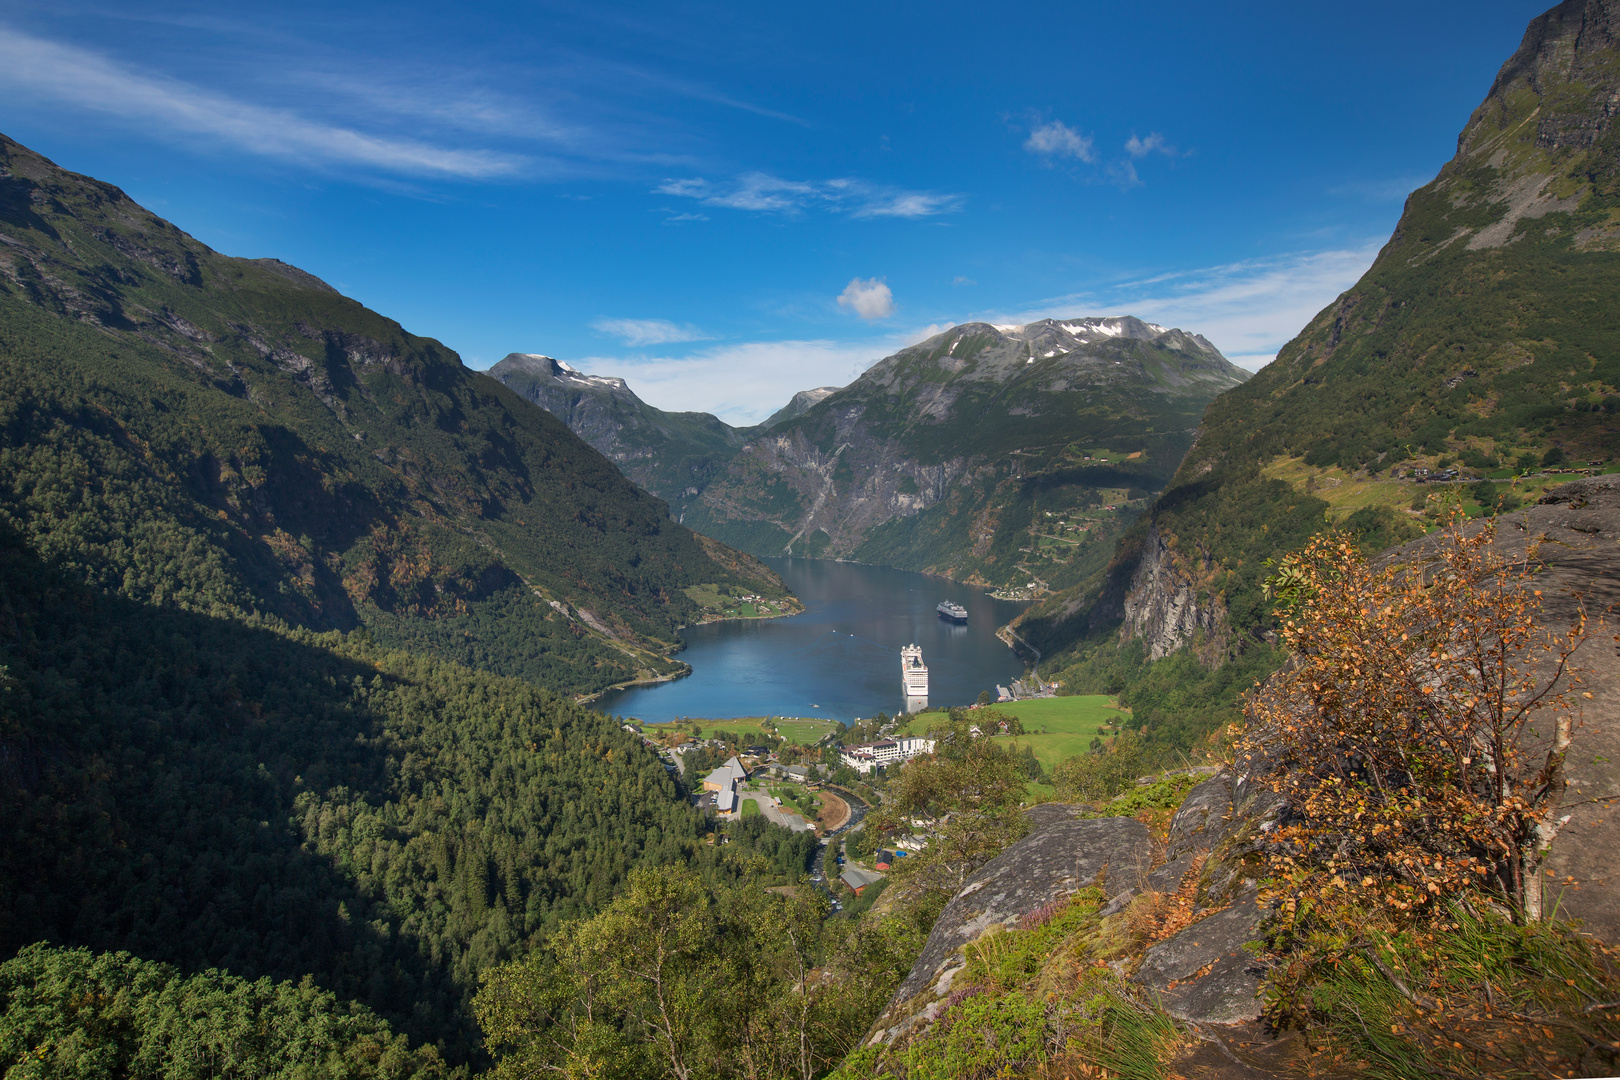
xmin=936 ymin=600 xmax=968 ymax=623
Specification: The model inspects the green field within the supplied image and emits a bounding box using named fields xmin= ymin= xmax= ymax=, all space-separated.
xmin=901 ymin=695 xmax=1131 ymax=771
xmin=740 ymin=798 xmax=761 ymax=818
xmin=772 ymin=717 xmax=843 ymax=744
xmin=646 ymin=715 xmax=842 ymax=746
xmin=683 ymin=584 xmax=796 ymax=621
xmin=1259 ymin=456 xmax=1600 ymax=525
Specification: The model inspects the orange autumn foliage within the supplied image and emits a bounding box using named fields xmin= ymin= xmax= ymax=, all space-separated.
xmin=1237 ymin=513 xmax=1587 ymax=923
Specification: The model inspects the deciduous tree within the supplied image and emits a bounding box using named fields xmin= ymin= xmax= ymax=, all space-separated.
xmin=1238 ymin=515 xmax=1587 ymax=924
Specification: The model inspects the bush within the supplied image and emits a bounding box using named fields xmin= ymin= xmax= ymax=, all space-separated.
xmin=1241 ymin=515 xmax=1588 ymax=925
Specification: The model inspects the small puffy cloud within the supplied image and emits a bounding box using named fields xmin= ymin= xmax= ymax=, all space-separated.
xmin=1108 ymin=160 xmax=1143 ymax=189
xmin=851 ymin=189 xmax=961 ymax=219
xmin=952 ymin=275 xmax=976 ymax=287
xmin=591 ymin=318 xmax=710 ymax=347
xmin=837 ymin=278 xmax=896 ymax=320
xmin=1024 ymin=120 xmax=1095 ymax=163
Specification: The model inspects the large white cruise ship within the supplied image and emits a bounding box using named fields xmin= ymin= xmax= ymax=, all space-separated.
xmin=901 ymin=644 xmax=929 ymax=712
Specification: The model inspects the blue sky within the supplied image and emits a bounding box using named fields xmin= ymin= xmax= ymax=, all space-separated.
xmin=0 ymin=0 xmax=1549 ymax=423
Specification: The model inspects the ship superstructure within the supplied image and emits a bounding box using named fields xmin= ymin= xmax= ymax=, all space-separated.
xmin=936 ymin=600 xmax=968 ymax=623
xmin=901 ymin=643 xmax=929 ymax=711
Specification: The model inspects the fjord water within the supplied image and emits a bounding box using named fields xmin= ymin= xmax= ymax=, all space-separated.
xmin=596 ymin=558 xmax=1030 ymax=725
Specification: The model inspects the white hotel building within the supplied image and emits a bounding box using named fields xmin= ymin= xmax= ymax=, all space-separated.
xmin=839 ymin=735 xmax=935 ymax=775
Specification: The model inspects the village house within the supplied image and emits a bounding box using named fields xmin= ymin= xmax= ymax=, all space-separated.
xmin=702 ymin=756 xmax=749 ymax=815
xmin=839 ymin=865 xmax=883 ymax=896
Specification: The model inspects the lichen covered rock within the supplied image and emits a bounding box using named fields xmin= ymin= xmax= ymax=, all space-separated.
xmin=867 ymin=815 xmax=1152 ymax=1044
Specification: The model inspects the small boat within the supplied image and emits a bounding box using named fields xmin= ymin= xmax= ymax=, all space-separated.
xmin=936 ymin=600 xmax=968 ymax=623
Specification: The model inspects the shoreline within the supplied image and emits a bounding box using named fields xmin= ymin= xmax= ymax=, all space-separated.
xmin=575 ymin=663 xmax=691 ymax=705
xmin=581 ymin=598 xmax=806 ymax=705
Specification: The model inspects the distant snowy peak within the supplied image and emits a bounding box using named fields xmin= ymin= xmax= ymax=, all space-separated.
xmin=501 ymin=352 xmax=629 ymax=392
xmin=980 ymin=316 xmax=1225 ymax=358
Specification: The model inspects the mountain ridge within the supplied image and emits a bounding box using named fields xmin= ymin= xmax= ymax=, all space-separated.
xmin=684 ymin=315 xmax=1248 ymax=588
xmin=488 ymin=350 xmax=753 ymax=516
xmin=0 ymin=130 xmax=791 ymax=695
xmin=1017 ymin=0 xmax=1620 ymax=750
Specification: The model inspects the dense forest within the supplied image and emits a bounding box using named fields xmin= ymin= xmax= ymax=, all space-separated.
xmin=0 ymin=512 xmax=831 ymax=1065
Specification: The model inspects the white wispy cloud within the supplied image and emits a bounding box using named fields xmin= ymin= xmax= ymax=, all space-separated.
xmin=1024 ymin=120 xmax=1096 ymax=163
xmin=0 ymin=24 xmax=525 ymax=179
xmin=655 ymin=172 xmax=962 ymax=218
xmin=571 ymin=339 xmax=897 ymax=424
xmin=591 ymin=318 xmax=711 ymax=346
xmin=837 ymin=278 xmax=896 ymax=320
xmin=1125 ymin=132 xmax=1176 ymax=158
xmin=983 ymin=242 xmax=1383 ymax=370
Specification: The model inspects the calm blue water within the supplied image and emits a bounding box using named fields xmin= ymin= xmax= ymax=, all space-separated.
xmin=595 ymin=557 xmax=1031 ymax=724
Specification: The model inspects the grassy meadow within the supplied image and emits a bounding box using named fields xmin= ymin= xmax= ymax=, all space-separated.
xmin=901 ymin=695 xmax=1133 ymax=772
xmin=647 ymin=715 xmax=842 ymax=746
xmin=1260 ymin=455 xmax=1612 ymax=524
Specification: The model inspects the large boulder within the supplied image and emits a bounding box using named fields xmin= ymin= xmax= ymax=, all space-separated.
xmin=1135 ymin=894 xmax=1267 ymax=1024
xmin=1382 ymin=478 xmax=1620 ymax=939
xmin=1492 ymin=480 xmax=1620 ymax=940
xmin=867 ymin=815 xmax=1153 ymax=1044
xmin=1122 ymin=772 xmax=1286 ymax=1026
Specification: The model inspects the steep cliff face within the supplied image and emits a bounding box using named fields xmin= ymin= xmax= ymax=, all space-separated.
xmin=1031 ymin=0 xmax=1620 ymax=668
xmin=488 ymin=352 xmax=747 ymax=515
xmin=1118 ymin=527 xmax=1224 ymax=660
xmin=686 ymin=317 xmax=1247 ymax=586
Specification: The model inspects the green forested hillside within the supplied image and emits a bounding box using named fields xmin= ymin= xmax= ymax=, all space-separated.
xmin=0 ymin=944 xmax=452 ymax=1078
xmin=0 ymin=130 xmax=823 ymax=1069
xmin=0 ymin=131 xmax=790 ymax=694
xmin=1018 ymin=0 xmax=1620 ymax=760
xmin=0 ymin=522 xmax=717 ymax=1060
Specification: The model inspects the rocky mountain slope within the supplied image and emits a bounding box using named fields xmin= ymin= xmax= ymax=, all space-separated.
xmin=760 ymin=384 xmax=841 ymax=429
xmin=488 ymin=352 xmax=756 ymax=518
xmin=846 ymin=477 xmax=1620 ymax=1078
xmin=1022 ymin=0 xmax=1620 ymax=690
xmin=685 ymin=317 xmax=1249 ymax=590
xmin=0 ymin=131 xmax=790 ymax=695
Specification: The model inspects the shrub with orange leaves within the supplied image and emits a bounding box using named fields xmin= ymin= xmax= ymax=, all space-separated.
xmin=1237 ymin=512 xmax=1587 ymax=927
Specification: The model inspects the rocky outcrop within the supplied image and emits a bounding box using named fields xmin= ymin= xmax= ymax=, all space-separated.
xmin=866 ymin=814 xmax=1153 ymax=1045
xmin=1118 ymin=526 xmax=1223 ymax=660
xmin=1385 ymin=478 xmax=1620 ymax=939
xmin=1135 ymin=897 xmax=1266 ymax=1024
xmin=1123 ymin=774 xmax=1286 ymax=1026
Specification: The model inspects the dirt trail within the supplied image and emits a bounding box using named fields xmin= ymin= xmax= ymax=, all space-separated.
xmin=817 ymin=789 xmax=850 ymax=832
